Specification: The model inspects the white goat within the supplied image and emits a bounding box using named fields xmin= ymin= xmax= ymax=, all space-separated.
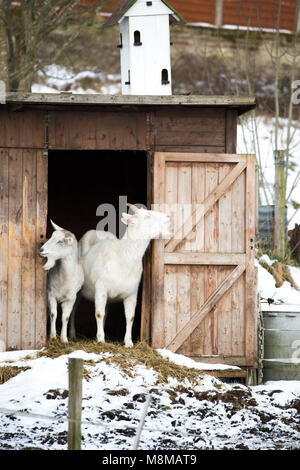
xmin=79 ymin=229 xmax=117 ymax=257
xmin=79 ymin=204 xmax=170 ymax=347
xmin=40 ymin=221 xmax=84 ymax=343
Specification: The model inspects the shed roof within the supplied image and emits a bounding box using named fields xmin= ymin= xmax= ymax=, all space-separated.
xmin=2 ymin=93 xmax=256 ymax=115
xmin=104 ymin=0 xmax=185 ymax=27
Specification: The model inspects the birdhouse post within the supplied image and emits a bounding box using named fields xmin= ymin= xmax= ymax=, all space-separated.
xmin=105 ymin=0 xmax=184 ymax=95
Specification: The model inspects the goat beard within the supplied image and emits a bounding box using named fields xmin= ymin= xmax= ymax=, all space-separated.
xmin=43 ymin=256 xmax=56 ymax=271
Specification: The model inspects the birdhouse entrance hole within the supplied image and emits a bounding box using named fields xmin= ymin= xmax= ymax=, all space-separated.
xmin=47 ymin=150 xmax=147 ymax=344
xmin=161 ymin=69 xmax=170 ymax=85
xmin=134 ymin=30 xmax=142 ymax=46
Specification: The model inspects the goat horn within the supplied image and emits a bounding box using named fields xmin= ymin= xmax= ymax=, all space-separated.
xmin=50 ymin=220 xmax=64 ymax=231
xmin=126 ymin=203 xmax=139 ymax=213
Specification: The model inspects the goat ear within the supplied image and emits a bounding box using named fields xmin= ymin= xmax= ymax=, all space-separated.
xmin=50 ymin=220 xmax=64 ymax=231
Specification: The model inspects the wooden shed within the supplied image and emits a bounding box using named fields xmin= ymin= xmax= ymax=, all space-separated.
xmin=0 ymin=93 xmax=257 ymax=377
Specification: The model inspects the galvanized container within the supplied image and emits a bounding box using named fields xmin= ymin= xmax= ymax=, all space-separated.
xmin=262 ymin=304 xmax=300 ymax=381
xmin=258 ymin=205 xmax=287 ymax=250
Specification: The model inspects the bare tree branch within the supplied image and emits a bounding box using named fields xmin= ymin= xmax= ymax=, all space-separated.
xmin=0 ymin=0 xmax=108 ymax=91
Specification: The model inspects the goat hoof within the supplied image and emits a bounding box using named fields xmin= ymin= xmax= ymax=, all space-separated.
xmin=125 ymin=341 xmax=133 ymax=348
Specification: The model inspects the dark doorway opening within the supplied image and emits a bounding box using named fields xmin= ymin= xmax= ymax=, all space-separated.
xmin=47 ymin=150 xmax=148 ymax=343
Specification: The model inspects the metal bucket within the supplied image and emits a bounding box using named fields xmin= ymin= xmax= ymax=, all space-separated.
xmin=262 ymin=305 xmax=300 ymax=381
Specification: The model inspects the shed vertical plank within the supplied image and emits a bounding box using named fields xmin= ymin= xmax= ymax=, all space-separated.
xmin=217 ymin=163 xmax=232 ymax=355
xmin=178 ymin=164 xmax=192 ymax=251
xmin=225 ymin=110 xmax=237 ymax=153
xmin=245 ymin=155 xmax=257 ymax=365
xmin=176 ymin=164 xmax=192 ymax=355
xmin=191 ymin=163 xmax=205 ymax=252
xmin=165 ymin=163 xmax=178 ymax=248
xmin=190 ymin=163 xmax=205 ymax=355
xmin=177 ymin=265 xmax=191 ymax=356
xmin=231 ymin=274 xmax=245 ymax=356
xmin=231 ymin=169 xmax=246 ymax=356
xmin=22 ymin=149 xmax=37 ymax=349
xmin=204 ymin=164 xmax=219 ymax=355
xmin=204 ymin=164 xmax=219 ymax=252
xmin=141 ymin=152 xmax=153 ymax=343
xmin=7 ymin=149 xmax=23 ymax=350
xmin=164 ymin=265 xmax=177 ymax=347
xmin=151 ymin=153 xmax=166 ymax=348
xmin=164 ymin=163 xmax=178 ymax=347
xmin=0 ymin=110 xmax=7 ymax=146
xmin=0 ymin=149 xmax=9 ymax=351
xmin=190 ymin=265 xmax=206 ymax=354
xmin=35 ymin=150 xmax=48 ymax=349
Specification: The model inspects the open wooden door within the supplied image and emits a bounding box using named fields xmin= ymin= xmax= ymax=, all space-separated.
xmin=151 ymin=152 xmax=256 ymax=367
xmin=0 ymin=148 xmax=48 ymax=351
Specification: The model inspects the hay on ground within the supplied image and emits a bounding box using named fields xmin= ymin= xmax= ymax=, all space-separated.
xmin=0 ymin=366 xmax=30 ymax=384
xmin=38 ymin=339 xmax=207 ymax=385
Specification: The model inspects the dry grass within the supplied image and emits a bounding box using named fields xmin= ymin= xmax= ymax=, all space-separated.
xmin=259 ymin=260 xmax=299 ymax=290
xmin=38 ymin=339 xmax=206 ymax=385
xmin=0 ymin=366 xmax=30 ymax=384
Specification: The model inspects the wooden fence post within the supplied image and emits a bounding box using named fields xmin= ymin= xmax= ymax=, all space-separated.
xmin=68 ymin=357 xmax=83 ymax=450
xmin=274 ymin=150 xmax=286 ymax=258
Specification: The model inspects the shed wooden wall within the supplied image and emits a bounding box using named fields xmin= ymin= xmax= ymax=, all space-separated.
xmin=0 ymin=103 xmax=238 ymax=351
xmin=0 ymin=106 xmax=237 ymax=152
xmin=0 ymin=148 xmax=47 ymax=350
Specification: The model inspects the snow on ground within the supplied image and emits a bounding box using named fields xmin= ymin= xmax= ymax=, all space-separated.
xmin=157 ymin=349 xmax=241 ymax=371
xmin=0 ymin=347 xmax=299 ymax=451
xmin=31 ymin=64 xmax=121 ymax=95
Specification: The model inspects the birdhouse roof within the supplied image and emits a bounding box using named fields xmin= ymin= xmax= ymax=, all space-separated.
xmin=104 ymin=0 xmax=185 ymax=27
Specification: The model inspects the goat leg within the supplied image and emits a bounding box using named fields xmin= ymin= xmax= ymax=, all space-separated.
xmin=69 ymin=295 xmax=80 ymax=340
xmin=48 ymin=296 xmax=58 ymax=340
xmin=95 ymin=282 xmax=107 ymax=343
xmin=61 ymin=298 xmax=76 ymax=343
xmin=123 ymin=292 xmax=137 ymax=348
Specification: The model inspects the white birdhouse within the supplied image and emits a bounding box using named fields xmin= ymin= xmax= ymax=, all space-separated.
xmin=105 ymin=0 xmax=184 ymax=96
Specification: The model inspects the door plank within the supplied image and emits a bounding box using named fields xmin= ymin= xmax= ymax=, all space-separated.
xmin=164 ymin=252 xmax=246 ymax=265
xmin=217 ymin=163 xmax=233 ymax=355
xmin=0 ymin=149 xmax=9 ymax=351
xmin=159 ymin=153 xmax=248 ymax=163
xmin=22 ymin=149 xmax=37 ymax=349
xmin=35 ymin=150 xmax=48 ymax=349
xmin=7 ymin=149 xmax=23 ymax=350
xmin=151 ymin=153 xmax=166 ymax=348
xmin=245 ymin=155 xmax=257 ymax=365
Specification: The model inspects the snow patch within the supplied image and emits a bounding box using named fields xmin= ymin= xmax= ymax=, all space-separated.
xmin=157 ymin=348 xmax=241 ymax=371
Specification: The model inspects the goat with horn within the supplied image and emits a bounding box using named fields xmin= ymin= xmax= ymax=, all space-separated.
xmin=78 ymin=204 xmax=170 ymax=347
xmin=40 ymin=221 xmax=84 ymax=343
